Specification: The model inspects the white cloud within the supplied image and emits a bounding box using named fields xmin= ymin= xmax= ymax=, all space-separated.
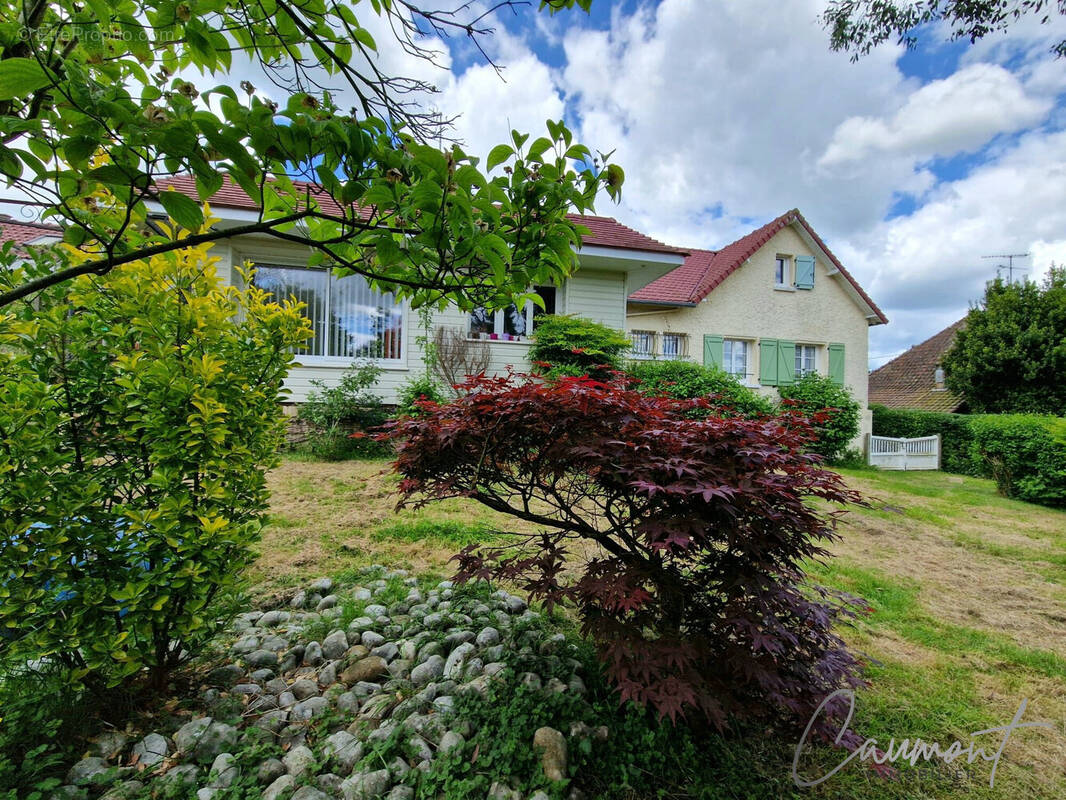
xmin=819 ymin=64 xmax=1052 ymax=167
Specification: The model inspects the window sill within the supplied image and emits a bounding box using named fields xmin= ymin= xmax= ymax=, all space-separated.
xmin=293 ymin=357 xmax=407 ymax=369
xmin=466 ymin=337 xmax=533 ymax=345
xmin=773 ymin=285 xmax=796 ymax=292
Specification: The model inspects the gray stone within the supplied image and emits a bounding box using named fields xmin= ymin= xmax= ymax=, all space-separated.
xmin=487 ymin=781 xmax=521 ymax=800
xmin=262 ymin=774 xmax=295 ymax=800
xmin=198 ymin=790 xmax=217 ymax=800
xmin=278 ymin=690 xmax=296 ymax=708
xmin=347 ymin=616 xmax=375 ymax=636
xmin=388 ymin=757 xmax=410 ymax=781
xmin=483 ymin=662 xmax=506 ymax=678
xmin=407 ymin=734 xmax=433 ymax=763
xmin=283 ymin=744 xmax=316 ymax=778
xmin=265 ymin=676 xmax=289 ymax=694
xmin=533 ymin=726 xmax=567 ymax=782
xmin=317 ymin=594 xmax=340 ymax=612
xmin=386 ymin=785 xmax=414 ymax=800
xmin=410 ymin=654 xmax=444 ymax=687
xmin=519 ymin=672 xmax=542 ymax=691
xmin=319 ymin=660 xmax=339 ymax=687
xmin=49 ymin=786 xmax=87 ymax=800
xmin=290 ymin=678 xmax=319 ymax=700
xmin=131 ymin=733 xmax=168 ymax=767
xmin=232 ymin=682 xmax=262 ymax=695
xmin=90 ymin=731 xmax=128 ymax=760
xmin=156 ymin=764 xmax=199 ymax=791
xmin=292 ymin=695 xmax=330 ymax=720
xmin=255 ymin=708 xmax=289 ymax=732
xmin=371 ymin=641 xmax=399 ymax=662
xmin=336 ymin=691 xmax=360 ymax=712
xmin=502 ymin=594 xmax=526 ymax=614
xmin=364 ymin=604 xmax=388 ymax=618
xmin=66 ymin=758 xmax=109 ymax=787
xmin=174 ymin=717 xmax=239 ymax=764
xmin=290 ymin=590 xmax=307 ymax=609
xmin=292 ymin=786 xmax=331 ymax=800
xmin=529 ymin=792 xmax=551 ymax=800
xmin=323 ymin=629 xmax=350 ymax=659
xmin=568 ymin=675 xmax=586 ymax=695
xmin=245 ymin=649 xmax=278 ymax=668
xmin=259 ymin=610 xmax=291 ymax=627
xmin=341 ymin=656 xmax=388 ymax=684
xmin=475 ymin=627 xmax=500 ymax=647
xmin=261 ymin=634 xmax=290 ymax=652
xmin=443 ymin=642 xmax=476 ymax=680
xmin=318 ymin=774 xmax=345 ymax=794
xmin=361 ymin=630 xmax=386 ymax=648
xmin=303 ymin=641 xmax=324 ymax=666
xmin=353 ymin=588 xmax=373 ymax=602
xmin=443 ymin=631 xmax=475 ymax=650
xmin=208 ymin=753 xmax=239 ymax=789
xmin=257 ymin=758 xmax=286 ymax=785
xmin=353 ymin=681 xmax=382 ymax=697
xmin=311 ymin=577 xmax=333 ymax=593
xmin=232 ymin=635 xmax=260 ymax=654
xmin=432 ymin=695 xmax=455 ymax=715
xmin=438 ymin=730 xmax=465 ymax=754
xmin=342 ymin=768 xmax=392 ymax=800
xmin=99 ymin=781 xmax=144 ymax=800
xmin=324 ymin=730 xmax=363 ymax=776
xmin=545 ymin=677 xmax=567 ymax=694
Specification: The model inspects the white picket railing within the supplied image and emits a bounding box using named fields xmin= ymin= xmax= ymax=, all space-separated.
xmin=867 ymin=434 xmax=941 ymax=471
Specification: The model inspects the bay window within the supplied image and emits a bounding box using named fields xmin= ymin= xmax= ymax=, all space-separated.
xmin=251 ymin=264 xmax=403 ymax=360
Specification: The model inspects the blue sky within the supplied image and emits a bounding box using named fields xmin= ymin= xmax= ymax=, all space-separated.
xmin=399 ymin=0 xmax=1066 ymax=368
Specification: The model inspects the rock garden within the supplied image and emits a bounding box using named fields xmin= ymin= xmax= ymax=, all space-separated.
xmin=47 ymin=568 xmax=638 ymax=800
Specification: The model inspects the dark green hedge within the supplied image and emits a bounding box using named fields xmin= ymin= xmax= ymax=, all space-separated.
xmin=871 ymin=404 xmax=1066 ymax=507
xmin=870 ymin=405 xmax=976 ymax=475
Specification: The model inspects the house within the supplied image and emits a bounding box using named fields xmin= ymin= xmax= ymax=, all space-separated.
xmin=0 ymin=216 xmax=61 ymax=249
xmin=626 ymin=209 xmax=888 ymax=442
xmin=148 ymin=177 xmax=687 ymax=403
xmin=869 ymin=319 xmax=966 ymax=412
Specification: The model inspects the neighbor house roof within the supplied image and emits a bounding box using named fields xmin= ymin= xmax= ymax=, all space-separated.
xmin=869 ymin=319 xmax=967 ymax=412
xmin=1 ymin=217 xmax=61 ymax=246
xmin=628 ymin=208 xmax=888 ymax=324
xmin=154 ymin=175 xmax=687 ymax=257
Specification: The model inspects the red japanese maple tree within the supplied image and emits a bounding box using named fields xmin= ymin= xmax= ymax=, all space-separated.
xmin=388 ymin=372 xmax=868 ymax=738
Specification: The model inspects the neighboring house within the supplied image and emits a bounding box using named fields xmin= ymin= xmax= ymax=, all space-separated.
xmin=0 ymin=216 xmax=62 ymax=250
xmin=149 ymin=177 xmax=687 ymax=403
xmin=869 ymin=319 xmax=967 ymax=413
xmin=626 ymin=209 xmax=888 ymax=442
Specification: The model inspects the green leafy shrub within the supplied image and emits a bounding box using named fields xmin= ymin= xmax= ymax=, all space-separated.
xmin=969 ymin=415 xmax=1066 ymax=507
xmin=528 ymin=315 xmax=631 ymax=380
xmin=298 ymin=362 xmax=391 ymax=459
xmin=778 ymin=373 xmax=861 ymax=461
xmin=626 ymin=359 xmax=775 ymax=418
xmin=0 ymin=240 xmax=309 ymax=693
xmin=396 ymin=374 xmax=447 ymax=418
xmin=870 ymin=405 xmax=976 ymax=474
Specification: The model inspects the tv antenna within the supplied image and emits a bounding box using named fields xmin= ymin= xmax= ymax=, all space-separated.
xmin=982 ymin=253 xmax=1029 ymax=284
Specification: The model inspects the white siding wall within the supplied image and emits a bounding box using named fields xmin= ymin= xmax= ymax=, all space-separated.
xmin=217 ymin=238 xmax=636 ymax=404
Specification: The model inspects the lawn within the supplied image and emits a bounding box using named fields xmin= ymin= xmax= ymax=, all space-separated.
xmin=257 ymin=457 xmax=1066 ymax=799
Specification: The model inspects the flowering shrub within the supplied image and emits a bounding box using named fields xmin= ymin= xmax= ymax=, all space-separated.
xmin=389 ymin=373 xmax=868 ymax=739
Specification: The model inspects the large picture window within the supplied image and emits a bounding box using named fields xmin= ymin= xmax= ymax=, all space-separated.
xmin=469 ymin=286 xmax=556 ymax=341
xmin=251 ymin=264 xmax=403 ymax=360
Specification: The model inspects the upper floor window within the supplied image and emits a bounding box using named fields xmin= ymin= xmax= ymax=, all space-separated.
xmin=469 ymin=286 xmax=556 ymax=341
xmin=251 ymin=264 xmax=403 ymax=360
xmin=774 ymin=256 xmax=789 ymax=287
xmin=723 ymin=338 xmax=749 ymax=379
xmin=795 ymin=344 xmax=818 ymax=376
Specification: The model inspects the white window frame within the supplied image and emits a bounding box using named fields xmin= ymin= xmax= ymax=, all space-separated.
xmin=630 ymin=330 xmax=656 ymax=359
xmin=774 ymin=255 xmax=793 ymax=289
xmin=245 ymin=258 xmax=407 ymax=367
xmin=795 ymin=344 xmax=818 ymax=377
xmin=660 ymin=332 xmax=688 ymax=360
xmin=468 ymin=286 xmax=557 ymax=343
xmin=723 ymin=338 xmax=750 ymax=380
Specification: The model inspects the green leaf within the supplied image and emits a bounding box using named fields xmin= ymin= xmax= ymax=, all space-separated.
xmin=0 ymin=59 xmax=51 ymax=101
xmin=158 ymin=191 xmax=205 ymax=231
xmin=486 ymin=144 xmax=514 ymax=171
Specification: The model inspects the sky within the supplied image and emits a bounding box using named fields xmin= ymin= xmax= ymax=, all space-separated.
xmin=367 ymin=0 xmax=1066 ymax=368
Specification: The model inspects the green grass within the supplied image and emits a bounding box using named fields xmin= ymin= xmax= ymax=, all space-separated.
xmin=369 ymin=519 xmax=502 ymax=548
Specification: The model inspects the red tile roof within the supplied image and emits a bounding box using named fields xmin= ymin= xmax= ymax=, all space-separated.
xmin=1 ymin=217 xmax=61 ymax=246
xmin=629 ymin=208 xmax=888 ymax=324
xmin=155 ymin=175 xmax=687 ymax=257
xmin=869 ymin=319 xmax=967 ymax=412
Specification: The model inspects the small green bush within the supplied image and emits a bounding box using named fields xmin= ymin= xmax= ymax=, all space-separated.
xmin=395 ymin=374 xmax=447 ymax=418
xmin=528 ymin=315 xmax=631 ymax=380
xmin=0 ymin=243 xmax=308 ymax=695
xmin=870 ymin=405 xmax=976 ymax=474
xmin=969 ymin=415 xmax=1066 ymax=507
xmin=298 ymin=362 xmax=391 ymax=459
xmin=625 ymin=359 xmax=775 ymax=418
xmin=778 ymin=373 xmax=861 ymax=461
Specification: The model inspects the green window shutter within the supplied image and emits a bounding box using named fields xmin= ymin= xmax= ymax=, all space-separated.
xmin=777 ymin=340 xmax=796 ymax=386
xmin=795 ymin=255 xmax=815 ymax=289
xmin=703 ymin=334 xmax=723 ymax=369
xmin=828 ymin=342 xmax=846 ymax=385
xmin=759 ymin=338 xmax=779 ymax=386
